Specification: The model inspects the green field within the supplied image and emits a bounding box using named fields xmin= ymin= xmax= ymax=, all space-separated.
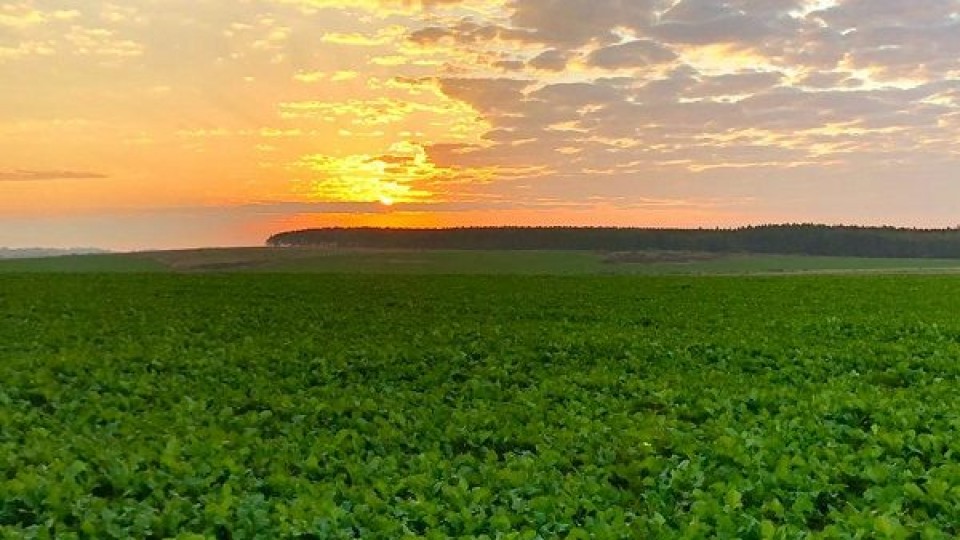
xmin=5 ymin=247 xmax=960 ymax=275
xmin=4 ymin=274 xmax=960 ymax=537
xmin=0 ymin=253 xmax=168 ymax=273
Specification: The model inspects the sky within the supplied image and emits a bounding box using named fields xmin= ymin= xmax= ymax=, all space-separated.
xmin=3 ymin=0 xmax=960 ymax=250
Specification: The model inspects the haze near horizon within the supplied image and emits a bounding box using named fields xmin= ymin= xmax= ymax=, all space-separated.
xmin=3 ymin=0 xmax=960 ymax=250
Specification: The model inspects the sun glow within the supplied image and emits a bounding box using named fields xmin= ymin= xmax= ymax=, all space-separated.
xmin=296 ymin=142 xmax=444 ymax=204
xmin=678 ymin=44 xmax=777 ymax=75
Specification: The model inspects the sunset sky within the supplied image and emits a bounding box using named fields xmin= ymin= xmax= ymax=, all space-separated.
xmin=3 ymin=0 xmax=960 ymax=249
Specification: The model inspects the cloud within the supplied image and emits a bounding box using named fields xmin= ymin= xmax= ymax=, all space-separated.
xmin=811 ymin=0 xmax=957 ymax=29
xmin=371 ymin=0 xmax=960 ymax=186
xmin=0 ymin=170 xmax=108 ymax=181
xmin=585 ymin=39 xmax=676 ymax=69
xmin=0 ymin=6 xmax=80 ymax=29
xmin=508 ymin=0 xmax=657 ymax=46
xmin=0 ymin=4 xmax=144 ymax=63
xmin=528 ymin=49 xmax=568 ymax=71
xmin=437 ymin=77 xmax=533 ymax=114
xmin=684 ymin=71 xmax=785 ymax=99
xmin=409 ymin=20 xmax=534 ymax=46
xmin=64 ymin=26 xmax=143 ymax=58
xmin=271 ymin=0 xmax=482 ymax=18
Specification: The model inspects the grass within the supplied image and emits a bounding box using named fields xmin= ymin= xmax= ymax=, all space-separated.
xmin=5 ymin=274 xmax=960 ymax=536
xmin=4 ymin=247 xmax=960 ymax=275
xmin=0 ymin=253 xmax=167 ymax=273
xmin=141 ymin=248 xmax=608 ymax=275
xmin=620 ymin=254 xmax=960 ymax=275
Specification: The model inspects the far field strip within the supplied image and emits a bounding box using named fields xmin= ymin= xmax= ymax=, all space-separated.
xmin=5 ymin=248 xmax=960 ymax=275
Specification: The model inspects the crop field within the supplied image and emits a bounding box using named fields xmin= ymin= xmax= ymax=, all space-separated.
xmin=3 ymin=274 xmax=960 ymax=537
xmin=6 ymin=248 xmax=960 ymax=275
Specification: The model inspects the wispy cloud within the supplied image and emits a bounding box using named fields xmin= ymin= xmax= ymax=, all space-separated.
xmin=0 ymin=169 xmax=108 ymax=182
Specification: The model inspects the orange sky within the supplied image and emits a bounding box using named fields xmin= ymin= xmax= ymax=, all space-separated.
xmin=3 ymin=0 xmax=960 ymax=249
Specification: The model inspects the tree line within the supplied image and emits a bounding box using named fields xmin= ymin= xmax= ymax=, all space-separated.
xmin=266 ymin=225 xmax=960 ymax=258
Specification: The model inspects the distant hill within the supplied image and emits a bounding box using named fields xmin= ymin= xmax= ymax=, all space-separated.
xmin=267 ymin=225 xmax=960 ymax=259
xmin=0 ymin=248 xmax=109 ymax=259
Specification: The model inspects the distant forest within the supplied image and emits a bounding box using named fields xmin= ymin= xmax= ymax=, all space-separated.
xmin=266 ymin=225 xmax=960 ymax=258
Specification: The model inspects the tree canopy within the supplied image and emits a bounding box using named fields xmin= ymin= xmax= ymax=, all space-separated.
xmin=266 ymin=225 xmax=960 ymax=259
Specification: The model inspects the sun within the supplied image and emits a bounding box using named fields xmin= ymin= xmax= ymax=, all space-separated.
xmin=378 ymin=194 xmax=395 ymax=206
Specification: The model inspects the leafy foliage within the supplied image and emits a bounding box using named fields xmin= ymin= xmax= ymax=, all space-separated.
xmin=268 ymin=225 xmax=960 ymax=259
xmin=3 ymin=274 xmax=960 ymax=537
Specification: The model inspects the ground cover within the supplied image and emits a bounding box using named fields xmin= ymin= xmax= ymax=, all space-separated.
xmin=0 ymin=254 xmax=167 ymax=273
xmin=2 ymin=274 xmax=960 ymax=537
xmin=6 ymin=248 xmax=960 ymax=275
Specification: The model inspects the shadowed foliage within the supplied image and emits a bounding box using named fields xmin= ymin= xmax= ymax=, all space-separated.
xmin=268 ymin=225 xmax=960 ymax=259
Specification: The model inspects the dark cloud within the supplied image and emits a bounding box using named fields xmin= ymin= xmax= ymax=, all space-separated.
xmin=528 ymin=49 xmax=568 ymax=71
xmin=585 ymin=39 xmax=676 ymax=69
xmin=796 ymin=71 xmax=862 ymax=90
xmin=0 ymin=170 xmax=108 ymax=181
xmin=437 ymin=77 xmax=533 ymax=114
xmin=408 ymin=20 xmax=534 ymax=45
xmin=508 ymin=0 xmax=659 ymax=45
xmin=530 ymin=82 xmax=624 ymax=108
xmin=811 ymin=0 xmax=959 ymax=29
xmin=841 ymin=23 xmax=960 ymax=79
xmin=493 ymin=59 xmax=525 ymax=71
xmin=650 ymin=2 xmax=798 ymax=47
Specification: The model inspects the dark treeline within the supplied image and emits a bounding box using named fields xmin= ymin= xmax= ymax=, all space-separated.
xmin=266 ymin=225 xmax=960 ymax=258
